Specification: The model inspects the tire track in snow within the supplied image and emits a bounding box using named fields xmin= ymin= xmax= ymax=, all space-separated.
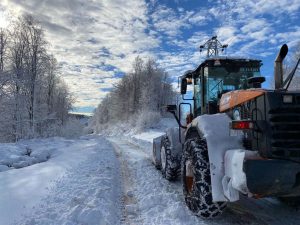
xmin=110 ymin=138 xmax=144 ymax=225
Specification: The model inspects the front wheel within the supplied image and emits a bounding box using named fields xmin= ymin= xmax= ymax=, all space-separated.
xmin=182 ymin=138 xmax=227 ymax=218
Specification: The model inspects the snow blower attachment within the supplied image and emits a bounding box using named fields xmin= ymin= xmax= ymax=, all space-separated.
xmin=152 ymin=36 xmax=300 ymax=218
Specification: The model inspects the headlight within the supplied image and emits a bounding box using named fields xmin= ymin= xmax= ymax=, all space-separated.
xmin=283 ymin=95 xmax=293 ymax=103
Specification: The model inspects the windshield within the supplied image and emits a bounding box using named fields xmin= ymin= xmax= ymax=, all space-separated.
xmin=206 ymin=66 xmax=261 ymax=101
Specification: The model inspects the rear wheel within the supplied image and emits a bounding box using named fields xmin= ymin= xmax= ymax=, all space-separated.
xmin=160 ymin=136 xmax=180 ymax=181
xmin=182 ymin=138 xmax=226 ymax=218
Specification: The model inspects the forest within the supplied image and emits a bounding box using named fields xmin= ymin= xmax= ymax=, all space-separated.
xmin=0 ymin=16 xmax=73 ymax=142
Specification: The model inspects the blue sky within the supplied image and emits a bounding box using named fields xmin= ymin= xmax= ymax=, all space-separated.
xmin=0 ymin=0 xmax=300 ymax=114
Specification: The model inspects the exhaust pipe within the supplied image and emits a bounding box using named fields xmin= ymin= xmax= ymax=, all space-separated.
xmin=274 ymin=44 xmax=288 ymax=90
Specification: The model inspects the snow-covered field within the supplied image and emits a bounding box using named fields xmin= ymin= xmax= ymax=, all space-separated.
xmin=1 ymin=119 xmax=300 ymax=225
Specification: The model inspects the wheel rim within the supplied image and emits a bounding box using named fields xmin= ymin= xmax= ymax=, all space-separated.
xmin=185 ymin=159 xmax=194 ymax=194
xmin=161 ymin=146 xmax=166 ymax=170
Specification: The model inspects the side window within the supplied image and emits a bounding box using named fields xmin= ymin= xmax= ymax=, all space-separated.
xmin=208 ymin=78 xmax=223 ymax=101
xmin=194 ymin=78 xmax=201 ymax=115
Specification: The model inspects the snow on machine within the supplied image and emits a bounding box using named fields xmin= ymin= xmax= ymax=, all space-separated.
xmin=152 ymin=36 xmax=300 ymax=218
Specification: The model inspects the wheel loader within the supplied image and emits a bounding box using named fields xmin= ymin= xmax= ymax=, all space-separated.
xmin=152 ymin=36 xmax=300 ymax=218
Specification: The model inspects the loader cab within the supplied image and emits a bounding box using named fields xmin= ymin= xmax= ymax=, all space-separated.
xmin=181 ymin=58 xmax=263 ymax=117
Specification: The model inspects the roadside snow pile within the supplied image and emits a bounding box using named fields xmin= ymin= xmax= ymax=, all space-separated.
xmin=135 ymin=110 xmax=162 ymax=131
xmin=126 ymin=117 xmax=177 ymax=150
xmin=0 ymin=141 xmax=55 ymax=171
xmin=98 ymin=114 xmax=177 ymax=138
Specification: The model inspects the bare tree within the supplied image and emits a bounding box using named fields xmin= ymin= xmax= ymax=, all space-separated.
xmin=0 ymin=28 xmax=9 ymax=99
xmin=20 ymin=15 xmax=47 ymax=133
xmin=0 ymin=28 xmax=8 ymax=72
xmin=9 ymin=19 xmax=29 ymax=140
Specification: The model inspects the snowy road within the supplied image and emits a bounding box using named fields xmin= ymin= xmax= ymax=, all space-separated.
xmin=1 ymin=135 xmax=300 ymax=225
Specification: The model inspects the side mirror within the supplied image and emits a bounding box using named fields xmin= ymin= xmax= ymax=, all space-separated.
xmin=181 ymin=78 xmax=187 ymax=94
xmin=166 ymin=105 xmax=177 ymax=113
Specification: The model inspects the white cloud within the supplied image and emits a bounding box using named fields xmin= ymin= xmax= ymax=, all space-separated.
xmin=188 ymin=11 xmax=209 ymax=25
xmin=0 ymin=0 xmax=160 ymax=109
xmin=151 ymin=5 xmax=195 ymax=37
xmin=187 ymin=32 xmax=210 ymax=49
xmin=241 ymin=19 xmax=268 ymax=34
xmin=215 ymin=0 xmax=300 ymax=22
xmin=205 ymin=0 xmax=300 ymax=58
xmin=214 ymin=26 xmax=237 ymax=44
xmin=275 ymin=26 xmax=300 ymax=48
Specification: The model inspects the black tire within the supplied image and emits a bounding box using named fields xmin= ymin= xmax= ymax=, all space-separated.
xmin=152 ymin=143 xmax=161 ymax=170
xmin=160 ymin=136 xmax=180 ymax=181
xmin=182 ymin=138 xmax=227 ymax=218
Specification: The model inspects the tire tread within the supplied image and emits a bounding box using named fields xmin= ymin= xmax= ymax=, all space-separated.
xmin=182 ymin=138 xmax=227 ymax=218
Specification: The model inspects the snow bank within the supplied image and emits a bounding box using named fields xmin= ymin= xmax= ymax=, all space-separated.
xmin=135 ymin=110 xmax=162 ymax=131
xmin=121 ymin=117 xmax=177 ymax=152
xmin=0 ymin=141 xmax=53 ymax=170
xmin=97 ymin=115 xmax=177 ymax=138
xmin=131 ymin=130 xmax=165 ymax=148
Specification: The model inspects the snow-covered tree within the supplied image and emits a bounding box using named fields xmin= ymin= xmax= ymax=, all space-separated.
xmin=0 ymin=16 xmax=74 ymax=142
xmin=90 ymin=57 xmax=175 ymax=132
